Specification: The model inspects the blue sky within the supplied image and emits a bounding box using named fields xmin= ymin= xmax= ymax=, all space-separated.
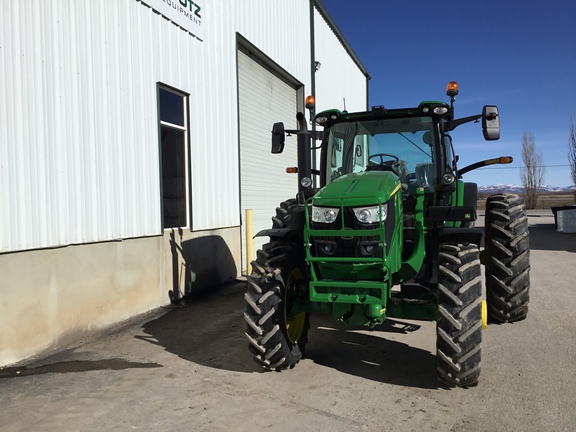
xmin=322 ymin=0 xmax=576 ymax=187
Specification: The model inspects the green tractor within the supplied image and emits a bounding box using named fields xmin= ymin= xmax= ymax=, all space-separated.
xmin=244 ymin=82 xmax=530 ymax=387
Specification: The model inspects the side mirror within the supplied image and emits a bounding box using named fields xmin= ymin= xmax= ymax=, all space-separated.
xmin=271 ymin=122 xmax=285 ymax=154
xmin=482 ymin=106 xmax=500 ymax=140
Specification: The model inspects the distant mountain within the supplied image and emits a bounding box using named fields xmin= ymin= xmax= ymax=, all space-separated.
xmin=478 ymin=184 xmax=575 ymax=194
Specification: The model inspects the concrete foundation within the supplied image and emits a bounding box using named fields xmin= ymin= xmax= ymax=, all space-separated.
xmin=0 ymin=226 xmax=241 ymax=366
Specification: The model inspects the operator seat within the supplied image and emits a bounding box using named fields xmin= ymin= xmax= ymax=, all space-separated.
xmin=415 ymin=163 xmax=435 ymax=188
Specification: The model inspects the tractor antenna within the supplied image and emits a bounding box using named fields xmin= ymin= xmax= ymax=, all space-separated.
xmin=343 ymin=97 xmax=347 ymax=113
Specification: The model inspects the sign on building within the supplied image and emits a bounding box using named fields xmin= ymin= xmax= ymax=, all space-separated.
xmin=141 ymin=0 xmax=203 ymax=40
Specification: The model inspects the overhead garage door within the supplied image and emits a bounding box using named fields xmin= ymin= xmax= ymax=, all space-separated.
xmin=238 ymin=48 xmax=300 ymax=273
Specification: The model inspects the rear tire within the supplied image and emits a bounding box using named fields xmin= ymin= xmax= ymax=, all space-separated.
xmin=244 ymin=241 xmax=309 ymax=370
xmin=436 ymin=243 xmax=483 ymax=387
xmin=484 ymin=194 xmax=530 ymax=323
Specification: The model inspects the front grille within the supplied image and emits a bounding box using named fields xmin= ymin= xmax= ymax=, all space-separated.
xmin=310 ymin=208 xmax=382 ymax=258
xmin=309 ymin=203 xmax=395 ymax=258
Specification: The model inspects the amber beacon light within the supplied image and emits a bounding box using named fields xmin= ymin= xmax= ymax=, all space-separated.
xmin=305 ymin=95 xmax=316 ymax=110
xmin=446 ymin=81 xmax=459 ymax=97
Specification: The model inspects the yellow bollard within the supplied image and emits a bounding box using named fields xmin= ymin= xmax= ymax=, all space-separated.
xmin=245 ymin=209 xmax=254 ymax=276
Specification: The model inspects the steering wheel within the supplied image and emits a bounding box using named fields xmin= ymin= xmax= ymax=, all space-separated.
xmin=368 ymin=153 xmax=399 ymax=166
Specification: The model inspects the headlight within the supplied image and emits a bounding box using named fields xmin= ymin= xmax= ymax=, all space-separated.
xmin=353 ymin=204 xmax=387 ymax=224
xmin=434 ymin=106 xmax=449 ymax=115
xmin=442 ymin=173 xmax=455 ymax=185
xmin=312 ymin=206 xmax=340 ymax=223
xmin=301 ymin=176 xmax=313 ymax=188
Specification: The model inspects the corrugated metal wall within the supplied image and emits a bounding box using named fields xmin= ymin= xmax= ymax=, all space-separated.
xmin=1 ymin=1 xmax=164 ymax=252
xmin=0 ymin=0 xmax=365 ymax=254
xmin=238 ymin=48 xmax=300 ymax=269
xmin=313 ymin=8 xmax=368 ymax=113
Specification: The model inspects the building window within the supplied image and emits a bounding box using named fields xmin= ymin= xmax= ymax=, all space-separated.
xmin=158 ymin=85 xmax=189 ymax=229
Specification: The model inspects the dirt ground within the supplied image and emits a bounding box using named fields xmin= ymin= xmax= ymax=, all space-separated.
xmin=1 ymin=210 xmax=575 ymax=432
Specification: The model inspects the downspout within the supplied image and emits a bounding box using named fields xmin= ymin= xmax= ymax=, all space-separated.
xmin=310 ymin=0 xmax=317 ymax=186
xmin=366 ymin=72 xmax=370 ymax=111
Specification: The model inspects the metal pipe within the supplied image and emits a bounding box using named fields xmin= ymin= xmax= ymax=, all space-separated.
xmin=296 ymin=112 xmax=311 ymax=194
xmin=245 ymin=209 xmax=254 ymax=275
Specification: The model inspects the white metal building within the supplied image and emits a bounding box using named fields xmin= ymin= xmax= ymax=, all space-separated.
xmin=0 ymin=0 xmax=369 ymax=366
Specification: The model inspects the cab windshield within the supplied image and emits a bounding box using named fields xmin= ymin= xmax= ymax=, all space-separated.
xmin=325 ymin=116 xmax=436 ymax=187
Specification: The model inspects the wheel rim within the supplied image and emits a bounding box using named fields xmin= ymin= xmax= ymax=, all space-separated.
xmin=285 ymin=268 xmax=306 ymax=344
xmin=481 ymin=300 xmax=488 ymax=330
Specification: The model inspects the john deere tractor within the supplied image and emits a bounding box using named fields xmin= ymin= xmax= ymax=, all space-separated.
xmin=244 ymin=82 xmax=530 ymax=387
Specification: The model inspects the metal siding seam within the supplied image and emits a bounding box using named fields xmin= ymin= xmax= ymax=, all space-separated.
xmin=0 ymin=3 xmax=14 ymax=251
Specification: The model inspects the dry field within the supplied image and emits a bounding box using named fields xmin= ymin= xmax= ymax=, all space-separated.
xmin=477 ymin=190 xmax=575 ymax=210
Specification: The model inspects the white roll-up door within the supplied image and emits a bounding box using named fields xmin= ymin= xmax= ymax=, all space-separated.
xmin=238 ymin=49 xmax=300 ymax=273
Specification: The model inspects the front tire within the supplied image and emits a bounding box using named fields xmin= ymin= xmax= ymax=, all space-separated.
xmin=484 ymin=194 xmax=530 ymax=323
xmin=244 ymin=241 xmax=309 ymax=370
xmin=272 ymin=198 xmax=297 ymax=229
xmin=436 ymin=243 xmax=483 ymax=387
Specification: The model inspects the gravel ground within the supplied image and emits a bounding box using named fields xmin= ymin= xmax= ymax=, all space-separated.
xmin=1 ymin=210 xmax=575 ymax=432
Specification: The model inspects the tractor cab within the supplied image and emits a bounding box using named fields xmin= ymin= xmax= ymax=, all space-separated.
xmin=315 ymin=104 xmax=453 ymax=206
xmin=312 ymin=83 xmax=506 ymax=230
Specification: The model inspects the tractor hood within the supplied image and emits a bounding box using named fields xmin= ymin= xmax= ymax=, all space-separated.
xmin=312 ymin=171 xmax=401 ymax=207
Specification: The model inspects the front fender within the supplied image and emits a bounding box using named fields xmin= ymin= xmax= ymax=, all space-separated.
xmin=254 ymin=228 xmax=302 ymax=243
xmin=438 ymin=227 xmax=483 ymax=247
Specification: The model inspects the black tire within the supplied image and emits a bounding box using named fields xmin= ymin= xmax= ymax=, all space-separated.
xmin=484 ymin=194 xmax=530 ymax=323
xmin=272 ymin=198 xmax=296 ymax=228
xmin=436 ymin=243 xmax=483 ymax=387
xmin=244 ymin=241 xmax=310 ymax=370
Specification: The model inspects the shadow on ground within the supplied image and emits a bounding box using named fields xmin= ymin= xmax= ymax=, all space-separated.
xmin=529 ymin=223 xmax=576 ymax=253
xmin=137 ymin=280 xmax=255 ymax=373
xmin=307 ymin=318 xmax=439 ymax=389
xmin=138 ymin=280 xmax=440 ymax=389
xmin=0 ymin=358 xmax=161 ymax=378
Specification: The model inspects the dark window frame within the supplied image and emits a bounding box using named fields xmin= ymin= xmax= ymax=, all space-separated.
xmin=157 ymin=84 xmax=190 ymax=230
